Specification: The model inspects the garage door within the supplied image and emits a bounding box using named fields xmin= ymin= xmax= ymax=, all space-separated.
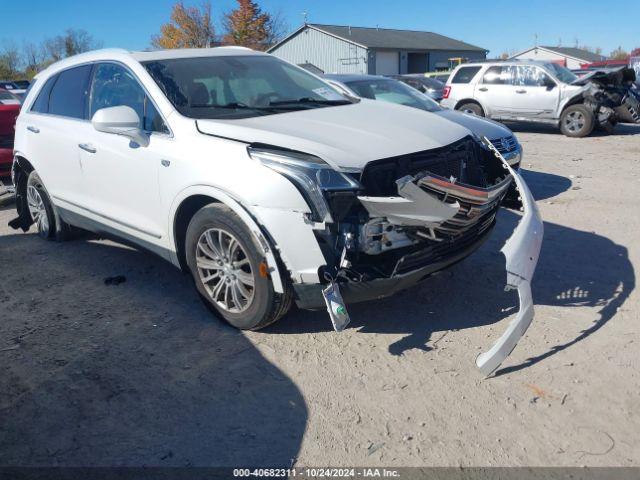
xmin=375 ymin=51 xmax=399 ymax=75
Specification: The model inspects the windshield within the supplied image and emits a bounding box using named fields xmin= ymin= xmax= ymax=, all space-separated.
xmin=143 ymin=55 xmax=352 ymax=119
xmin=546 ymin=63 xmax=578 ymax=83
xmin=345 ymin=79 xmax=441 ymax=112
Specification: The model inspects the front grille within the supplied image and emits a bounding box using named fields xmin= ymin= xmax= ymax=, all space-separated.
xmin=360 ymin=136 xmax=488 ymax=196
xmin=0 ymin=135 xmax=13 ymax=149
xmin=395 ymin=207 xmax=497 ymax=276
xmin=490 ymin=135 xmax=517 ymax=154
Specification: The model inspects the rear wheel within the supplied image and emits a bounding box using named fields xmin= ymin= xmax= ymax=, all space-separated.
xmin=457 ymin=102 xmax=484 ymax=117
xmin=185 ymin=203 xmax=292 ymax=330
xmin=560 ymin=105 xmax=594 ymax=138
xmin=26 ymin=172 xmax=56 ymax=239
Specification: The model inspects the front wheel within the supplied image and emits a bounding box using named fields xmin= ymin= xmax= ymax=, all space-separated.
xmin=185 ymin=203 xmax=292 ymax=330
xmin=560 ymin=105 xmax=594 ymax=138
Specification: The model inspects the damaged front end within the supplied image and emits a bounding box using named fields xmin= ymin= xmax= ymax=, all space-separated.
xmin=573 ymin=67 xmax=640 ymax=127
xmin=289 ymin=134 xmax=542 ymax=374
xmin=302 ymin=136 xmax=515 ymax=299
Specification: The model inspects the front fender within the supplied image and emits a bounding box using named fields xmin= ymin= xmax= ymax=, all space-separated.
xmin=168 ymin=185 xmax=286 ymax=293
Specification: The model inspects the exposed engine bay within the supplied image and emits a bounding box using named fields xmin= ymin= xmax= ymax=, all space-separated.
xmin=315 ymin=136 xmax=516 ymax=285
xmin=573 ymin=67 xmax=640 ymax=128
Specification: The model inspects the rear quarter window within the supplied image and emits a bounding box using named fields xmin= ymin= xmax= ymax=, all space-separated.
xmin=451 ymin=66 xmax=482 ymax=84
xmin=48 ymin=65 xmax=93 ymax=119
xmin=30 ymin=76 xmax=57 ymax=113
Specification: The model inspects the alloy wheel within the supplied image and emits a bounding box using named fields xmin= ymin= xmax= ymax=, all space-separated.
xmin=196 ymin=228 xmax=255 ymax=313
xmin=26 ymin=185 xmax=49 ymax=234
xmin=565 ymin=111 xmax=585 ymax=133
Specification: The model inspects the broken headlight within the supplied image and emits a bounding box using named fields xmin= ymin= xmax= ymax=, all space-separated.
xmin=248 ymin=147 xmax=361 ymax=223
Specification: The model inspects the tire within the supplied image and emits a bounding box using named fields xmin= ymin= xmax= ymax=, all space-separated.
xmin=559 ymin=105 xmax=594 ymax=138
xmin=26 ymin=171 xmax=57 ymax=240
xmin=457 ymin=102 xmax=484 ymax=117
xmin=185 ymin=203 xmax=293 ymax=330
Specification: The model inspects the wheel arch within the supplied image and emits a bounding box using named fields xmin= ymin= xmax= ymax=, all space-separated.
xmin=559 ymin=93 xmax=586 ymax=116
xmin=454 ymin=98 xmax=486 ymax=115
xmin=170 ymin=186 xmax=285 ymax=294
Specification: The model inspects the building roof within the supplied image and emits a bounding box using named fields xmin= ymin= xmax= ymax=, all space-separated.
xmin=512 ymin=46 xmax=606 ymax=63
xmin=270 ymin=24 xmax=487 ymax=53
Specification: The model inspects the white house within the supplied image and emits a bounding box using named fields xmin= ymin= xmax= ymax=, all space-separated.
xmin=509 ymin=46 xmax=606 ymax=69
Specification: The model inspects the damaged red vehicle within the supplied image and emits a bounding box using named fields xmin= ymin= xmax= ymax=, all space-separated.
xmin=0 ymin=89 xmax=21 ymax=177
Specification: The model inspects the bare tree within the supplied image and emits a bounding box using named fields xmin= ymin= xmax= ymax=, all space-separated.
xmin=0 ymin=41 xmax=21 ymax=79
xmin=264 ymin=8 xmax=290 ymax=47
xmin=610 ymin=46 xmax=629 ymax=60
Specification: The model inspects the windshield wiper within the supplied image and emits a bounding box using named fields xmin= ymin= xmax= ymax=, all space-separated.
xmin=190 ymin=102 xmax=278 ymax=111
xmin=268 ymin=97 xmax=353 ymax=107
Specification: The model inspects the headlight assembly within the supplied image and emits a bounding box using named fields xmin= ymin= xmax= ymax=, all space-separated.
xmin=248 ymin=147 xmax=361 ymax=223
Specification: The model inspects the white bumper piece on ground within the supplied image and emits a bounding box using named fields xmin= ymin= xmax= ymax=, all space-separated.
xmin=476 ymin=138 xmax=544 ymax=376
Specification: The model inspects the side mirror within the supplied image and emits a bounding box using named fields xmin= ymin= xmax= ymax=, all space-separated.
xmin=543 ymin=78 xmax=556 ymax=90
xmin=92 ymin=106 xmax=149 ymax=147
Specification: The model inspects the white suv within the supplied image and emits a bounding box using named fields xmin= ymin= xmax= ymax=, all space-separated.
xmin=10 ymin=48 xmax=542 ymax=374
xmin=441 ymin=60 xmax=636 ymax=137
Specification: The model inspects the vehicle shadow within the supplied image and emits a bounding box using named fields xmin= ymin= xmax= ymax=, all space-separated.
xmin=506 ymin=121 xmax=640 ymax=137
xmin=519 ymin=169 xmax=572 ymax=201
xmin=0 ymin=234 xmax=307 ymax=467
xmin=272 ymin=213 xmax=634 ymax=376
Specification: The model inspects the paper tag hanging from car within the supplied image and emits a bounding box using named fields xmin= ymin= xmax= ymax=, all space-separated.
xmin=322 ymin=281 xmax=351 ymax=332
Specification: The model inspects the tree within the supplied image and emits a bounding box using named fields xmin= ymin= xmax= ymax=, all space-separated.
xmin=42 ymin=29 xmax=101 ymax=63
xmin=222 ymin=0 xmax=271 ymax=50
xmin=264 ymin=9 xmax=289 ymax=47
xmin=610 ymin=46 xmax=629 ymax=60
xmin=152 ymin=1 xmax=216 ymax=49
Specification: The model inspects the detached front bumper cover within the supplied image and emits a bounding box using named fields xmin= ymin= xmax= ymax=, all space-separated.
xmin=476 ymin=137 xmax=544 ymax=376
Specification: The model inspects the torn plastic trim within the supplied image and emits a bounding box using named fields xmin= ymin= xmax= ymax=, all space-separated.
xmin=357 ymin=175 xmax=460 ymax=227
xmin=418 ymin=174 xmax=512 ymax=204
xmin=476 ymin=137 xmax=544 ymax=376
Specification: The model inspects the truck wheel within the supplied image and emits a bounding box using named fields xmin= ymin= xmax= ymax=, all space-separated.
xmin=457 ymin=102 xmax=484 ymax=117
xmin=185 ymin=203 xmax=292 ymax=330
xmin=560 ymin=105 xmax=594 ymax=138
xmin=26 ymin=171 xmax=57 ymax=240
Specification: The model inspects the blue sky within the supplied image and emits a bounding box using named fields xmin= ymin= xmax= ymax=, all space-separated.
xmin=1 ymin=0 xmax=637 ymax=57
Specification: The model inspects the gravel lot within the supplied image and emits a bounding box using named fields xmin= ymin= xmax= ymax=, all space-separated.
xmin=1 ymin=124 xmax=639 ymax=467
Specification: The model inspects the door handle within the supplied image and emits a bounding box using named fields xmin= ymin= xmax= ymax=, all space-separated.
xmin=478 ymin=87 xmax=488 ymax=92
xmin=27 ymin=126 xmax=40 ymax=133
xmin=516 ymin=89 xmax=527 ymax=94
xmin=78 ymin=143 xmax=97 ymax=154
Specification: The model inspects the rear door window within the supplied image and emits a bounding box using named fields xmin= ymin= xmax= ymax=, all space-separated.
xmin=482 ymin=66 xmax=513 ymax=85
xmin=48 ymin=65 xmax=93 ymax=119
xmin=451 ymin=66 xmax=481 ymax=84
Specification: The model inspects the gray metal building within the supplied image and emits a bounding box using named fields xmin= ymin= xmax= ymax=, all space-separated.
xmin=268 ymin=24 xmax=488 ymax=75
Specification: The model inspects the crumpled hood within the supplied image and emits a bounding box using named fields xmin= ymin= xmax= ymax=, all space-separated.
xmin=433 ymin=109 xmax=513 ymax=140
xmin=196 ymin=99 xmax=471 ymax=170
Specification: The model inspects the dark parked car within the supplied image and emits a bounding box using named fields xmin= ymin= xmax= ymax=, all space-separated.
xmin=389 ymin=74 xmax=445 ymax=101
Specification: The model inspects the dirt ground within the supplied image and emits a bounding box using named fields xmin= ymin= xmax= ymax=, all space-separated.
xmin=0 ymin=123 xmax=639 ymax=468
